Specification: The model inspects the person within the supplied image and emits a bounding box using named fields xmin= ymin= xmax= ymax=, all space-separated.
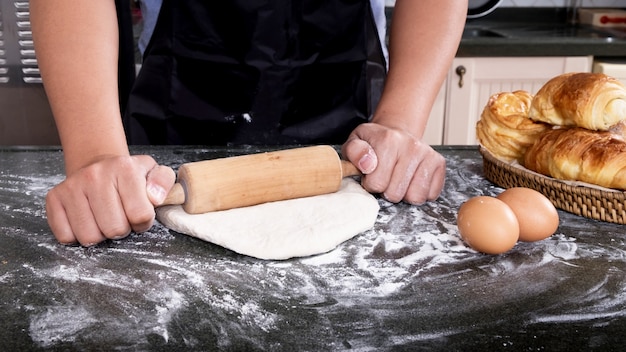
xmin=137 ymin=0 xmax=389 ymax=63
xmin=136 ymin=0 xmax=162 ymax=57
xmin=30 ymin=0 xmax=467 ymax=246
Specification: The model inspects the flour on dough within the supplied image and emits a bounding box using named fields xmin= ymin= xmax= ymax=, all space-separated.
xmin=156 ymin=178 xmax=379 ymax=260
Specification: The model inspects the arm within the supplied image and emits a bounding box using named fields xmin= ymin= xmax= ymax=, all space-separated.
xmin=342 ymin=0 xmax=467 ymax=203
xmin=31 ymin=0 xmax=175 ymax=246
xmin=375 ymin=0 xmax=466 ymax=136
xmin=30 ymin=0 xmax=128 ymax=172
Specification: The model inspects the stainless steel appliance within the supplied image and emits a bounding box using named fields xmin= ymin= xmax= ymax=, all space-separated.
xmin=0 ymin=0 xmax=59 ymax=145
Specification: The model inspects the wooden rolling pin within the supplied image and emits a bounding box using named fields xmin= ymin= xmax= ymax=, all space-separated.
xmin=161 ymin=145 xmax=361 ymax=214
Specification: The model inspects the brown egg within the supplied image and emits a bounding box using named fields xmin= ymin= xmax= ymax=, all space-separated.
xmin=496 ymin=187 xmax=559 ymax=242
xmin=457 ymin=196 xmax=519 ymax=254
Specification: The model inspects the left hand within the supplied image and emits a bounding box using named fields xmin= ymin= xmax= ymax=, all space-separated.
xmin=341 ymin=122 xmax=445 ymax=204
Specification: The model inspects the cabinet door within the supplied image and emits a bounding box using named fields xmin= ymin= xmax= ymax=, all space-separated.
xmin=422 ymin=81 xmax=446 ymax=145
xmin=443 ymin=56 xmax=592 ymax=145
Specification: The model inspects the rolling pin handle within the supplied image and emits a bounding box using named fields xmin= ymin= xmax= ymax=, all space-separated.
xmin=161 ymin=182 xmax=186 ymax=206
xmin=341 ymin=160 xmax=361 ymax=177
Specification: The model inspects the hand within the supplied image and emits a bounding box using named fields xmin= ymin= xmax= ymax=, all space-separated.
xmin=45 ymin=155 xmax=176 ymax=246
xmin=341 ymin=122 xmax=445 ymax=204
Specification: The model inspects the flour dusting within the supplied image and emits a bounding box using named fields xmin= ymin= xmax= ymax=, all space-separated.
xmin=29 ymin=306 xmax=99 ymax=348
xmin=4 ymin=150 xmax=626 ymax=350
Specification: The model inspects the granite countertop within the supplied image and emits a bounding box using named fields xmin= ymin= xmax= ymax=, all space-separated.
xmin=2 ymin=145 xmax=626 ymax=351
xmin=384 ymin=7 xmax=626 ymax=57
xmin=457 ymin=8 xmax=626 ymax=57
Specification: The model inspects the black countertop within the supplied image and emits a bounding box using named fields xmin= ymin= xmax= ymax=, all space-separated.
xmin=389 ymin=7 xmax=626 ymax=57
xmin=2 ymin=146 xmax=626 ymax=351
xmin=457 ymin=8 xmax=626 ymax=57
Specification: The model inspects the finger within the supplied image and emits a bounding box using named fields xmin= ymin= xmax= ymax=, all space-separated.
xmin=116 ymin=157 xmax=157 ymax=233
xmin=62 ymin=188 xmax=107 ymax=246
xmin=146 ymin=164 xmax=176 ymax=206
xmin=427 ymin=157 xmax=446 ymax=200
xmin=88 ymin=178 xmax=132 ymax=240
xmin=132 ymin=154 xmax=160 ymax=173
xmin=45 ymin=189 xmax=77 ymax=245
xmin=381 ymin=147 xmax=421 ymax=203
xmin=341 ymin=136 xmax=378 ymax=174
xmin=405 ymin=153 xmax=446 ymax=204
xmin=359 ymin=143 xmax=396 ymax=195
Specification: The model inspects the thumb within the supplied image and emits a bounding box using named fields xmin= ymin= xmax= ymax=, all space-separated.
xmin=146 ymin=164 xmax=177 ymax=206
xmin=341 ymin=137 xmax=378 ymax=174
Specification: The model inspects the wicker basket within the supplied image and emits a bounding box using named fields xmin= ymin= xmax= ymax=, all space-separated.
xmin=479 ymin=146 xmax=626 ymax=224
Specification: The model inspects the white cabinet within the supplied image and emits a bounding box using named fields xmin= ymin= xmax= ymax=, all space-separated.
xmin=421 ymin=82 xmax=446 ymax=145
xmin=423 ymin=56 xmax=593 ymax=145
xmin=593 ymin=59 xmax=626 ymax=86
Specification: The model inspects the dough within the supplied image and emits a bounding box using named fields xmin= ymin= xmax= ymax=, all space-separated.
xmin=156 ymin=178 xmax=379 ymax=260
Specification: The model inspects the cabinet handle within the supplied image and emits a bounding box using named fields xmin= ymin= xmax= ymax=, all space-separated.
xmin=455 ymin=65 xmax=466 ymax=88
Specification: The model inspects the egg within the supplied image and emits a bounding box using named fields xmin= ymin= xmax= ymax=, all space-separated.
xmin=457 ymin=196 xmax=519 ymax=254
xmin=496 ymin=187 xmax=559 ymax=242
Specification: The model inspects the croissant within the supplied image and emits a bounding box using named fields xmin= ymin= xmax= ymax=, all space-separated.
xmin=523 ymin=127 xmax=626 ymax=190
xmin=476 ymin=90 xmax=551 ymax=162
xmin=528 ymin=72 xmax=626 ymax=131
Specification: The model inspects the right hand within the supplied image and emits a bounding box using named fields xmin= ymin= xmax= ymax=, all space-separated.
xmin=341 ymin=122 xmax=446 ymax=205
xmin=45 ymin=155 xmax=176 ymax=246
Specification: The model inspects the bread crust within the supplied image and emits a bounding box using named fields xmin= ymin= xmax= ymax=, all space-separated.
xmin=529 ymin=72 xmax=626 ymax=131
xmin=476 ymin=90 xmax=550 ymax=162
xmin=524 ymin=127 xmax=626 ymax=190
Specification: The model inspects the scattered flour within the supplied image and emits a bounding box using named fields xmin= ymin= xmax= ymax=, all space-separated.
xmin=4 ymin=152 xmax=626 ymax=350
xmin=29 ymin=306 xmax=99 ymax=348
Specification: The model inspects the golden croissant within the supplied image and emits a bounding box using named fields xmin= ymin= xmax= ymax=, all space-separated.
xmin=476 ymin=90 xmax=550 ymax=162
xmin=524 ymin=127 xmax=626 ymax=190
xmin=528 ymin=72 xmax=626 ymax=131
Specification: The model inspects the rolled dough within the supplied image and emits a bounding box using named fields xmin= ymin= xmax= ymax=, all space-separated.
xmin=156 ymin=178 xmax=379 ymax=260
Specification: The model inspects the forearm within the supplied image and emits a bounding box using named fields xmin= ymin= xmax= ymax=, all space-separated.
xmin=373 ymin=0 xmax=467 ymax=137
xmin=30 ymin=0 xmax=129 ymax=175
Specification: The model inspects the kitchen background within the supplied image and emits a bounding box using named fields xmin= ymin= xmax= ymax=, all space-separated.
xmin=386 ymin=0 xmax=624 ymax=6
xmin=0 ymin=0 xmax=624 ymax=145
xmin=494 ymin=0 xmax=622 ymax=6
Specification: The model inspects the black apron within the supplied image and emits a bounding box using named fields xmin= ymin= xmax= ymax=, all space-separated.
xmin=124 ymin=0 xmax=386 ymax=145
